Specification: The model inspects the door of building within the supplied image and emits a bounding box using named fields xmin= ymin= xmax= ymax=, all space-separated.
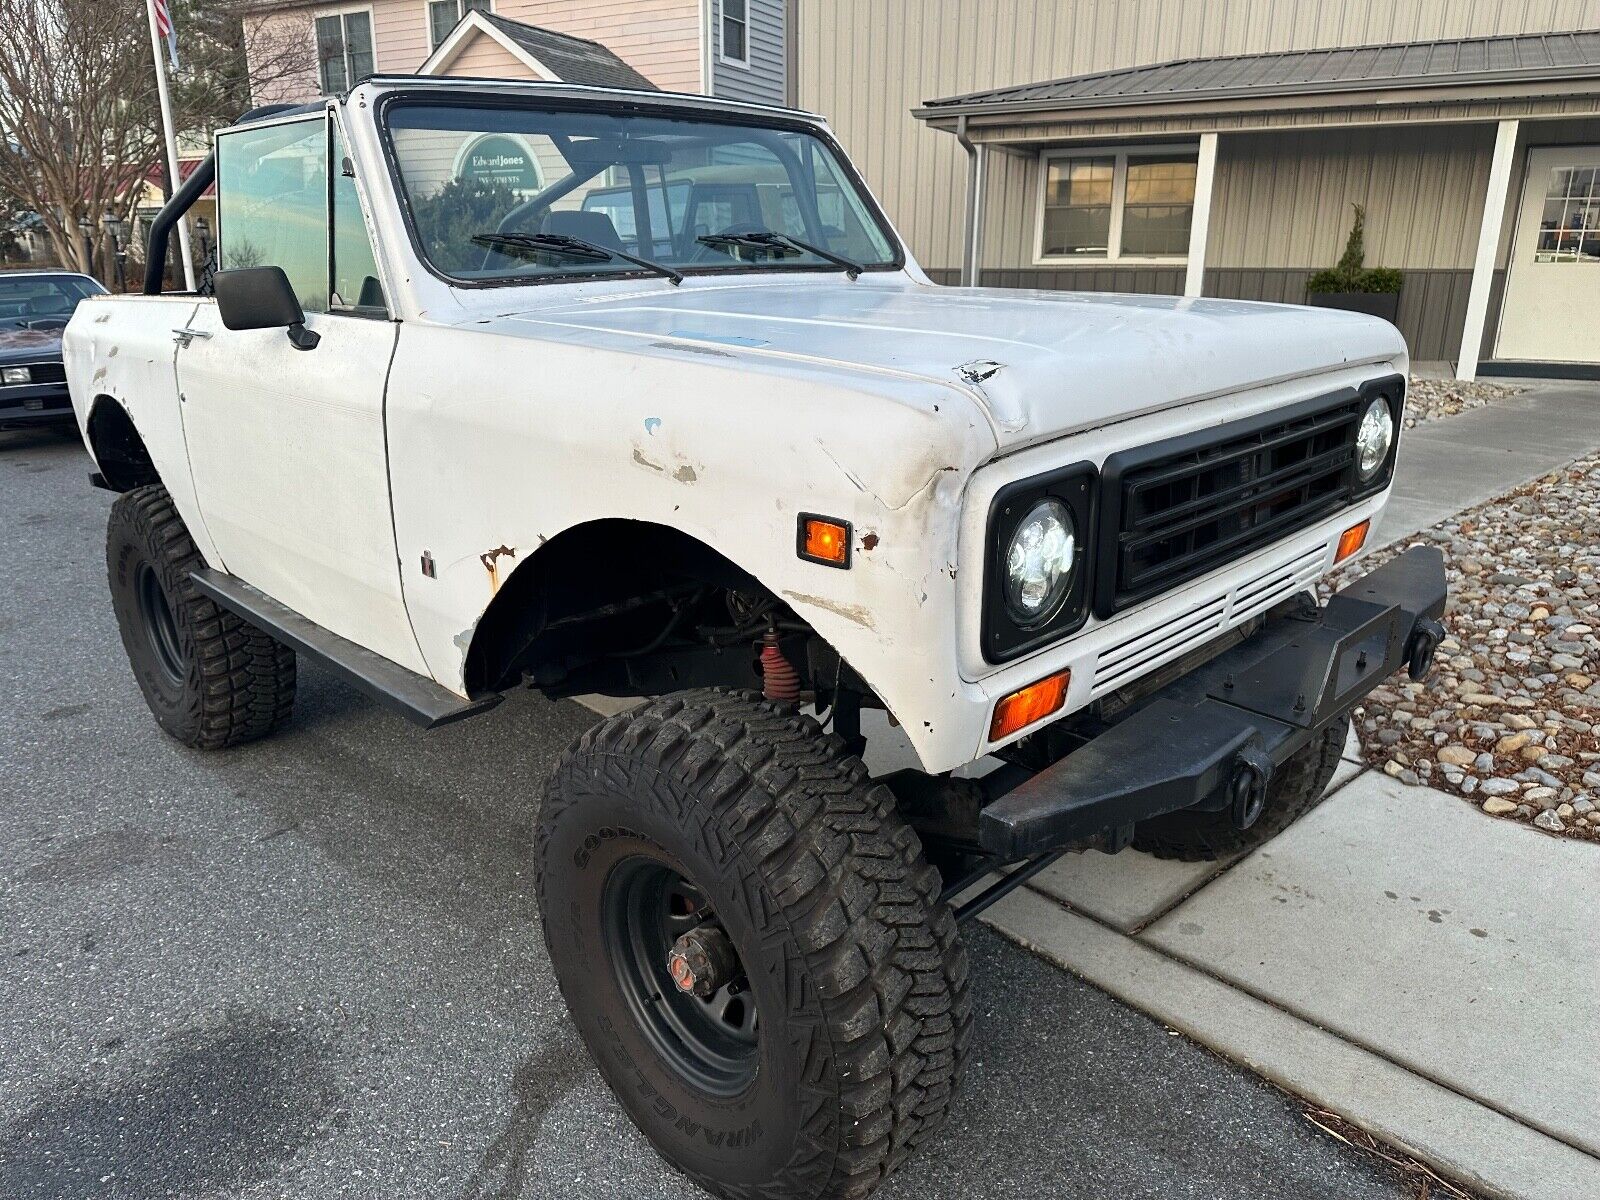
xmin=1496 ymin=146 xmax=1600 ymax=363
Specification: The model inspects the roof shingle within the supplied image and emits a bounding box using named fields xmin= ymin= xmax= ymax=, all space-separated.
xmin=478 ymin=12 xmax=657 ymax=92
xmin=921 ymin=29 xmax=1600 ymax=113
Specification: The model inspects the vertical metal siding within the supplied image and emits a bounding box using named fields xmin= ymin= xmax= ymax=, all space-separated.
xmin=713 ymin=0 xmax=786 ymax=104
xmin=797 ymin=0 xmax=1600 ymax=271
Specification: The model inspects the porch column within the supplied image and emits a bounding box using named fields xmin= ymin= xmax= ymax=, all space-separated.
xmin=957 ymin=116 xmax=988 ymax=287
xmin=1457 ymin=119 xmax=1520 ymax=381
xmin=1184 ymin=132 xmax=1218 ymax=298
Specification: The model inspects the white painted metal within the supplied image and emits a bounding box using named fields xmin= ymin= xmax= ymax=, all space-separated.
xmin=1184 ymin=132 xmax=1218 ymax=297
xmin=174 ymin=302 xmax=430 ymax=674
xmin=1457 ymin=118 xmax=1520 ymax=381
xmin=1494 ymin=143 xmax=1600 ymax=364
xmin=65 ymin=80 xmax=1408 ymax=776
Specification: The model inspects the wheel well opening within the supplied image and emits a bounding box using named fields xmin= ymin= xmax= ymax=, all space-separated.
xmin=464 ymin=519 xmax=769 ymax=697
xmin=87 ymin=398 xmax=158 ymax=491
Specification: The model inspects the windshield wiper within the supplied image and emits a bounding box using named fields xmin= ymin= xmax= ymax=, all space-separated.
xmin=696 ymin=231 xmax=863 ymax=280
xmin=471 ymin=232 xmax=683 ymax=286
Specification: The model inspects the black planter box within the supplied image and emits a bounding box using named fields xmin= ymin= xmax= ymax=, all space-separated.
xmin=1306 ymin=290 xmax=1401 ymax=323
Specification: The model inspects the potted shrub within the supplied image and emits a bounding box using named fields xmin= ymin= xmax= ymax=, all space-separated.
xmin=1306 ymin=203 xmax=1403 ymax=322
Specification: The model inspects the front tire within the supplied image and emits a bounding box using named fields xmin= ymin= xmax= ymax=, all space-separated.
xmin=107 ymin=484 xmax=296 ymax=749
xmin=537 ymin=690 xmax=971 ymax=1200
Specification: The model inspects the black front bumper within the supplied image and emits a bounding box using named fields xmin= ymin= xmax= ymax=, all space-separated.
xmin=978 ymin=545 xmax=1448 ymax=859
xmin=0 ymin=383 xmax=73 ymax=428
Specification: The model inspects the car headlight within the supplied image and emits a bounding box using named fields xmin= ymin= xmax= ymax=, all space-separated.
xmin=1 ymin=366 xmax=31 ymax=385
xmin=1004 ymin=498 xmax=1077 ymax=623
xmin=1356 ymin=396 xmax=1394 ymax=479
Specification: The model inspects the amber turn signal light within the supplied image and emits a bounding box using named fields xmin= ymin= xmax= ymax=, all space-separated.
xmin=798 ymin=514 xmax=851 ymax=568
xmin=989 ymin=669 xmax=1071 ymax=742
xmin=1335 ymin=519 xmax=1371 ymax=564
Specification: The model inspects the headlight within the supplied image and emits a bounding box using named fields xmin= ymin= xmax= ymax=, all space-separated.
xmin=1 ymin=366 xmax=30 ymax=385
xmin=1004 ymin=498 xmax=1077 ymax=623
xmin=1356 ymin=397 xmax=1394 ymax=479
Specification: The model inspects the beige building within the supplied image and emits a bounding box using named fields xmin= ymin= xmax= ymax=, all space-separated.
xmin=796 ymin=1 xmax=1600 ymax=379
xmin=242 ymin=0 xmax=789 ymax=106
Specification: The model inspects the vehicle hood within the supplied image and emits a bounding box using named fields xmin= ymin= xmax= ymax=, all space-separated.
xmin=494 ymin=279 xmax=1406 ymax=450
xmin=0 ymin=324 xmax=64 ymax=364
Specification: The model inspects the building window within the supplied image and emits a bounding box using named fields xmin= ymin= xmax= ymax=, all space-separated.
xmin=429 ymin=0 xmax=491 ymax=49
xmin=1038 ymin=146 xmax=1198 ymax=262
xmin=720 ymin=0 xmax=749 ymax=65
xmin=315 ymin=10 xmax=374 ymax=95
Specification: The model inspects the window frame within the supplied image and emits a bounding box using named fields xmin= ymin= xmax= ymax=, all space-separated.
xmin=314 ymin=5 xmax=376 ymax=97
xmin=425 ymin=0 xmax=493 ymax=52
xmin=212 ymin=106 xmax=391 ymax=321
xmin=718 ymin=0 xmax=750 ymax=68
xmin=1034 ymin=143 xmax=1199 ymax=266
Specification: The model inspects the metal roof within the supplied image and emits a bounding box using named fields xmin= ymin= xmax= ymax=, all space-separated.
xmin=478 ymin=13 xmax=657 ymax=92
xmin=920 ymin=29 xmax=1600 ymax=115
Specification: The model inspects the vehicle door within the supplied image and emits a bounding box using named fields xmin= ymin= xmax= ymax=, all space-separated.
xmin=174 ymin=110 xmax=428 ymax=674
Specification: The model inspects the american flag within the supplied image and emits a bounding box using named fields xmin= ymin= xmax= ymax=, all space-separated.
xmin=151 ymin=0 xmax=179 ymax=70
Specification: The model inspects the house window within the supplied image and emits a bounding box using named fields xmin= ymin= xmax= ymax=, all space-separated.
xmin=429 ymin=0 xmax=491 ymax=49
xmin=720 ymin=0 xmax=749 ymax=65
xmin=1038 ymin=146 xmax=1198 ymax=261
xmin=315 ymin=10 xmax=374 ymax=95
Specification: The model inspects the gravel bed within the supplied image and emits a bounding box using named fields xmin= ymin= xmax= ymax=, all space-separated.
xmin=1403 ymin=377 xmax=1522 ymax=428
xmin=1329 ymin=453 xmax=1600 ymax=839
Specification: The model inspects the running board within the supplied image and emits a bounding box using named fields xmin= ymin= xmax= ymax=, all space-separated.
xmin=190 ymin=568 xmax=502 ymax=730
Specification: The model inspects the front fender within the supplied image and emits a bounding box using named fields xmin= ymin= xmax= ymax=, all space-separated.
xmin=385 ymin=321 xmax=997 ymax=768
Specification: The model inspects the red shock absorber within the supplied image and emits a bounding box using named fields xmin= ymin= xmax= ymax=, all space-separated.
xmin=759 ymin=629 xmax=801 ymax=703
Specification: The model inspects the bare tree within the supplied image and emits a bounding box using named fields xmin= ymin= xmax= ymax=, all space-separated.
xmin=0 ymin=0 xmax=311 ymax=277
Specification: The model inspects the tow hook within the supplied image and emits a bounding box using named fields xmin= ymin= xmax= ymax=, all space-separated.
xmin=1229 ymin=747 xmax=1274 ymax=831
xmin=667 ymin=924 xmax=739 ymax=999
xmin=1406 ymin=617 xmax=1446 ymax=681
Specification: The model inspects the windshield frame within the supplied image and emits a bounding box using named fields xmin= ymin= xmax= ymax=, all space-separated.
xmin=375 ymin=90 xmax=907 ymax=291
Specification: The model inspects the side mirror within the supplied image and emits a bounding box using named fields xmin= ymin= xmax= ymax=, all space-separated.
xmin=214 ymin=266 xmax=320 ymax=351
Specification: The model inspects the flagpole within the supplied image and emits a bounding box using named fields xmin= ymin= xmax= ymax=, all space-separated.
xmin=145 ymin=0 xmax=195 ymax=291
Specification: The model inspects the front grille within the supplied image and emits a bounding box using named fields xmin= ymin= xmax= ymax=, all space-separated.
xmin=1 ymin=361 xmax=66 ymax=385
xmin=1095 ymin=386 xmax=1391 ymax=616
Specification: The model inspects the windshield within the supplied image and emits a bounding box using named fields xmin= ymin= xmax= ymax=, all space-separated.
xmin=0 ymin=275 xmax=103 ymax=328
xmin=384 ymin=101 xmax=899 ymax=284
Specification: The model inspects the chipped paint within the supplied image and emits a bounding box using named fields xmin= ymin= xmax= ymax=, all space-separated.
xmin=632 ymin=448 xmax=665 ymax=473
xmin=782 ymin=590 xmax=876 ymax=630
xmin=480 ymin=544 xmax=516 ymax=593
xmin=644 ymin=417 xmax=661 ymax=435
xmin=954 ymin=359 xmax=1003 ymax=384
xmin=859 ymin=531 xmax=879 ymax=551
xmin=672 ymin=464 xmax=697 ymax=483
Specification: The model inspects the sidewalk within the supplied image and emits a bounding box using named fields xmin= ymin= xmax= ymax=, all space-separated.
xmin=981 ymin=380 xmax=1600 ymax=1200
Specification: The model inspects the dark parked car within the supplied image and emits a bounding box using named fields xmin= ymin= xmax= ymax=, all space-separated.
xmin=1 ymin=269 xmax=107 ymax=430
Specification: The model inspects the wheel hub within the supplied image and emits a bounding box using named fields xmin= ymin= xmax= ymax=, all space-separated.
xmin=667 ymin=924 xmax=738 ymax=998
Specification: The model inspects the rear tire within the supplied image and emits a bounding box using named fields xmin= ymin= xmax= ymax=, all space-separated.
xmin=1132 ymin=713 xmax=1350 ymax=862
xmin=537 ymin=689 xmax=971 ymax=1200
xmin=107 ymin=484 xmax=296 ymax=749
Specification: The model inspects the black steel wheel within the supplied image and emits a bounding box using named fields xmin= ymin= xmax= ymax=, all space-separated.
xmin=601 ymin=858 xmax=759 ymax=1097
xmin=107 ymin=484 xmax=296 ymax=749
xmin=537 ymin=689 xmax=970 ymax=1200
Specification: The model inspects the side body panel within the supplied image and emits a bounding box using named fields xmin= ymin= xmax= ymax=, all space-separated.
xmin=384 ymin=317 xmax=999 ymax=758
xmin=174 ymin=303 xmax=428 ymax=674
xmin=63 ymin=294 xmax=222 ymax=567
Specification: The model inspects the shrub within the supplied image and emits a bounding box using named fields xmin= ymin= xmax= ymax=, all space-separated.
xmin=1306 ymin=204 xmax=1403 ymax=294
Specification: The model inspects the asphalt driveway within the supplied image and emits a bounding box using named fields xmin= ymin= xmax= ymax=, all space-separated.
xmin=0 ymin=427 xmax=1413 ymax=1199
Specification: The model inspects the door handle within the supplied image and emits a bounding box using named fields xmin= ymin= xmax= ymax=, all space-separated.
xmin=172 ymin=327 xmax=212 ymax=347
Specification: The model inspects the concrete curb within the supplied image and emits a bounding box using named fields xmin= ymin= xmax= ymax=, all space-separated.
xmin=983 ymin=888 xmax=1600 ymax=1200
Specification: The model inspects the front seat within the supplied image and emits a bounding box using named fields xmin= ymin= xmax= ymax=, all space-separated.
xmin=540 ymin=209 xmax=624 ymax=251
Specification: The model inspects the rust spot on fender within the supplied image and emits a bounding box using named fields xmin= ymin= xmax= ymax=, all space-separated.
xmin=480 ymin=545 xmax=516 ymax=593
xmin=859 ymin=532 xmax=879 ymax=552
